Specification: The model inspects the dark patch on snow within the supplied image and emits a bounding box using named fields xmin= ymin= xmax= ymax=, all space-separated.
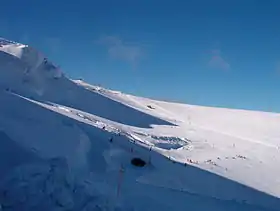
xmin=131 ymin=158 xmax=146 ymax=167
xmin=147 ymin=105 xmax=155 ymax=109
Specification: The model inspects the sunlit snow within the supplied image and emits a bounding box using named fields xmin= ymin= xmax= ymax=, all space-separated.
xmin=0 ymin=38 xmax=280 ymax=211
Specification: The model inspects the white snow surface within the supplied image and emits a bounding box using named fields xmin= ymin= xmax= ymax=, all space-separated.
xmin=1 ymin=38 xmax=280 ymax=211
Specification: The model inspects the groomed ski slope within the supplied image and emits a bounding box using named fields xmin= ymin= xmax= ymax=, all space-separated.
xmin=0 ymin=38 xmax=280 ymax=211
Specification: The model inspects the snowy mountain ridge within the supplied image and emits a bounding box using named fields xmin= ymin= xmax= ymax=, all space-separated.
xmin=0 ymin=37 xmax=23 ymax=47
xmin=0 ymin=38 xmax=280 ymax=211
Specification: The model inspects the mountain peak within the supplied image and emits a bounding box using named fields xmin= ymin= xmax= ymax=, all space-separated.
xmin=0 ymin=38 xmax=63 ymax=96
xmin=0 ymin=37 xmax=25 ymax=47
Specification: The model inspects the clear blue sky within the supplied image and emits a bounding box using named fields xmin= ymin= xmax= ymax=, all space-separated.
xmin=1 ymin=1 xmax=280 ymax=112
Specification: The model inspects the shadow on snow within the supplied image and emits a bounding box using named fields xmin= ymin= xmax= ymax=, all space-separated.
xmin=0 ymin=92 xmax=279 ymax=211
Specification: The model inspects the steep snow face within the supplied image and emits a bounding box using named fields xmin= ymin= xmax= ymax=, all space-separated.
xmin=0 ymin=37 xmax=43 ymax=69
xmin=1 ymin=38 xmax=280 ymax=211
xmin=0 ymin=39 xmax=62 ymax=96
xmin=0 ymin=157 xmax=130 ymax=211
xmin=0 ymin=37 xmax=41 ymax=66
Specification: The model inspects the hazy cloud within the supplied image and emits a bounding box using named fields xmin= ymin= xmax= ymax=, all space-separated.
xmin=208 ymin=49 xmax=230 ymax=71
xmin=96 ymin=35 xmax=143 ymax=67
xmin=96 ymin=35 xmax=122 ymax=46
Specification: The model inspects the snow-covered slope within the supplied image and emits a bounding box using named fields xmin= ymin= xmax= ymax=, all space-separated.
xmin=0 ymin=38 xmax=280 ymax=211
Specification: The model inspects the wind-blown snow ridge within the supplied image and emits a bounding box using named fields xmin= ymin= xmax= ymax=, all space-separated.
xmin=0 ymin=38 xmax=280 ymax=211
xmin=0 ymin=37 xmax=23 ymax=47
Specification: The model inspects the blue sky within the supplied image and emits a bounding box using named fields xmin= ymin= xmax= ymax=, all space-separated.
xmin=1 ymin=1 xmax=280 ymax=112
